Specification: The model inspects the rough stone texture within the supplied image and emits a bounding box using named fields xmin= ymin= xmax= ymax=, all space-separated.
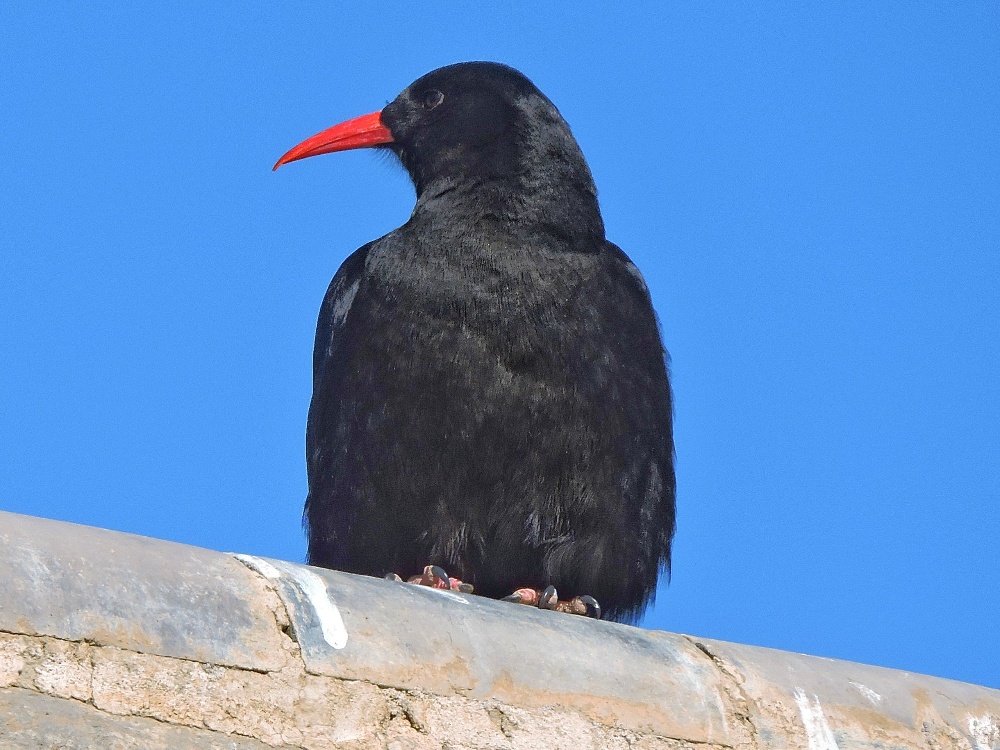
xmin=0 ymin=631 xmax=706 ymax=749
xmin=0 ymin=510 xmax=998 ymax=750
xmin=0 ymin=688 xmax=286 ymax=749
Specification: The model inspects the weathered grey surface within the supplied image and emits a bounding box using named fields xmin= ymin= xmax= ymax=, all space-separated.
xmin=0 ymin=510 xmax=285 ymax=670
xmin=694 ymin=638 xmax=1000 ymax=750
xmin=250 ymin=556 xmax=731 ymax=741
xmin=0 ymin=688 xmax=286 ymax=750
xmin=0 ymin=510 xmax=998 ymax=750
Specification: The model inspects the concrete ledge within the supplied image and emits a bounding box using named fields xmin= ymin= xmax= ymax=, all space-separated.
xmin=0 ymin=510 xmax=286 ymax=671
xmin=0 ymin=509 xmax=997 ymax=750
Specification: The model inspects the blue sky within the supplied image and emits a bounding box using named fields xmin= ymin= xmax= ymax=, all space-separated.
xmin=2 ymin=4 xmax=997 ymax=689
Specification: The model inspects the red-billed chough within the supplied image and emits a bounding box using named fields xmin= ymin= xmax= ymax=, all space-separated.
xmin=274 ymin=62 xmax=675 ymax=623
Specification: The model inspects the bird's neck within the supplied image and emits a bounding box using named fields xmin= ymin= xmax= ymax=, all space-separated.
xmin=412 ymin=173 xmax=605 ymax=249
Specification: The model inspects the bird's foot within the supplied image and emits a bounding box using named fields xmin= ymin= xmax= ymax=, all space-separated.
xmin=385 ymin=565 xmax=474 ymax=593
xmin=503 ymin=585 xmax=601 ymax=619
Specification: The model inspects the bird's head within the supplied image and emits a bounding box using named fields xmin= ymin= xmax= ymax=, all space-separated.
xmin=274 ymin=62 xmax=597 ymax=202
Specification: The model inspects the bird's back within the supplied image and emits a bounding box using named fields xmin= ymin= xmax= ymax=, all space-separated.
xmin=306 ymin=220 xmax=674 ymax=622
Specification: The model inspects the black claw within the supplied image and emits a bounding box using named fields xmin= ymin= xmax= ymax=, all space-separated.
xmin=579 ymin=595 xmax=602 ymax=619
xmin=539 ymin=584 xmax=558 ymax=609
xmin=502 ymin=592 xmax=524 ymax=603
xmin=430 ymin=565 xmax=449 ymax=584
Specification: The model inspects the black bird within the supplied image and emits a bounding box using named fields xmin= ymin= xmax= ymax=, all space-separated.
xmin=274 ymin=62 xmax=675 ymax=623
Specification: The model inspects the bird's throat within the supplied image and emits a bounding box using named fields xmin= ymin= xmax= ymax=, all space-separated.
xmin=412 ymin=175 xmax=605 ymax=250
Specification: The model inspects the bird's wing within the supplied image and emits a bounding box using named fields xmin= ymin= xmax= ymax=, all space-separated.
xmin=603 ymin=241 xmax=655 ymax=307
xmin=305 ymin=243 xmax=371 ymax=564
xmin=311 ymin=243 xmax=370 ymax=388
xmin=603 ymin=240 xmax=676 ymax=588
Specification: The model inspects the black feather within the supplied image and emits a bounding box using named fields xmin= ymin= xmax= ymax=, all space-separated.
xmin=302 ymin=62 xmax=675 ymax=623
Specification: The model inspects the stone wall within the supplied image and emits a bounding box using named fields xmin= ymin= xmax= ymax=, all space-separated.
xmin=1 ymin=510 xmax=998 ymax=750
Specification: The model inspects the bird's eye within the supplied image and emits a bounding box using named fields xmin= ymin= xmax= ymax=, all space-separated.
xmin=422 ymin=89 xmax=444 ymax=110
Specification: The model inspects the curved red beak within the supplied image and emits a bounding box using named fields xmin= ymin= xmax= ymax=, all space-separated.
xmin=273 ymin=111 xmax=394 ymax=171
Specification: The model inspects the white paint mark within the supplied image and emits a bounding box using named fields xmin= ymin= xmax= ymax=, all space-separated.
xmin=968 ymin=714 xmax=1000 ymax=750
xmin=280 ymin=565 xmax=349 ymax=650
xmin=794 ymin=688 xmax=840 ymax=750
xmin=231 ymin=553 xmax=282 ymax=581
xmin=419 ymin=586 xmax=470 ymax=605
xmin=230 ymin=554 xmax=348 ymax=650
xmin=849 ymin=681 xmax=883 ymax=705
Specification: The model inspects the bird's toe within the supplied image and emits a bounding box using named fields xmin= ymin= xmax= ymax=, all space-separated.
xmin=568 ymin=595 xmax=602 ymax=619
xmin=404 ymin=565 xmax=474 ymax=593
xmin=503 ymin=587 xmax=541 ymax=605
xmin=429 ymin=565 xmax=450 ymax=587
xmin=502 ymin=586 xmax=602 ymax=619
xmin=538 ymin=585 xmax=559 ymax=610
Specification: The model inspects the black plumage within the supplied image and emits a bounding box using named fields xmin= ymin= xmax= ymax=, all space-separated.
xmin=278 ymin=62 xmax=675 ymax=623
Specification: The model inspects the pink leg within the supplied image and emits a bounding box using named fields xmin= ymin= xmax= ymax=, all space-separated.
xmin=389 ymin=565 xmax=474 ymax=593
xmin=503 ymin=585 xmax=601 ymax=619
